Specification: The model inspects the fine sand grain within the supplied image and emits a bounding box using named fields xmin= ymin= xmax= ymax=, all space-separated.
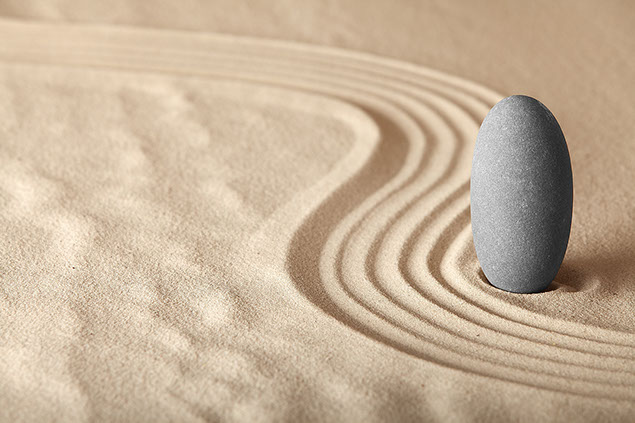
xmin=0 ymin=2 xmax=633 ymax=422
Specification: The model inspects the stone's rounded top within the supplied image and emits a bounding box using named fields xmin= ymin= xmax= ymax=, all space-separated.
xmin=470 ymin=95 xmax=573 ymax=294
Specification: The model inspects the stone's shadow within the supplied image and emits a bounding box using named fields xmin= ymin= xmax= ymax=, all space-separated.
xmin=476 ymin=268 xmax=490 ymax=288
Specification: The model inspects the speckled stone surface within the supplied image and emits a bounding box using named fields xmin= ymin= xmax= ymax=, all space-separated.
xmin=470 ymin=95 xmax=573 ymax=293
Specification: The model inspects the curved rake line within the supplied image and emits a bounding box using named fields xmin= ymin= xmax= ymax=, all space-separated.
xmin=311 ymin=78 xmax=635 ymax=378
xmin=322 ymin=94 xmax=634 ymax=399
xmin=336 ymin=93 xmax=635 ymax=387
xmin=415 ymin=190 xmax=635 ymax=358
xmin=46 ymin=48 xmax=635 ymax=394
xmin=1 ymin=27 xmax=632 ymax=400
xmin=444 ymin=219 xmax=635 ymax=343
xmin=7 ymin=30 xmax=631 ymax=343
xmin=414 ymin=185 xmax=635 ymax=376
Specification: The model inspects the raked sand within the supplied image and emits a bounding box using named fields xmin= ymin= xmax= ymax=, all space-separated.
xmin=0 ymin=2 xmax=634 ymax=422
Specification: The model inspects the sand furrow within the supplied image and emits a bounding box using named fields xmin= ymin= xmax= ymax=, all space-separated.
xmin=0 ymin=19 xmax=632 ymax=402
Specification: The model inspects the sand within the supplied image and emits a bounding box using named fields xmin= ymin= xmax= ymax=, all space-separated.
xmin=0 ymin=1 xmax=633 ymax=422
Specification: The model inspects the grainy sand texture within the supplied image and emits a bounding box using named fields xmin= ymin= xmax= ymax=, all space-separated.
xmin=0 ymin=1 xmax=634 ymax=422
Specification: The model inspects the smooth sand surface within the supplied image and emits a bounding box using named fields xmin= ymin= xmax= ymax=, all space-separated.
xmin=0 ymin=2 xmax=633 ymax=422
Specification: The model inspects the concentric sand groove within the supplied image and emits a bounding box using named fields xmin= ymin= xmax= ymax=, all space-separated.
xmin=0 ymin=20 xmax=632 ymax=401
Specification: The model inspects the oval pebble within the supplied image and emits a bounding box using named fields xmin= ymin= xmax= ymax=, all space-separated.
xmin=470 ymin=95 xmax=573 ymax=293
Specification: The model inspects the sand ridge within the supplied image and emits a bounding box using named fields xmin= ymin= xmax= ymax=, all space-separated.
xmin=0 ymin=15 xmax=633 ymax=421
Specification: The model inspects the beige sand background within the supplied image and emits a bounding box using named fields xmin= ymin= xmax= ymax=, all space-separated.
xmin=0 ymin=1 xmax=633 ymax=421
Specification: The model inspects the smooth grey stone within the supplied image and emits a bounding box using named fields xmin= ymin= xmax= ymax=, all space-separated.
xmin=470 ymin=95 xmax=573 ymax=293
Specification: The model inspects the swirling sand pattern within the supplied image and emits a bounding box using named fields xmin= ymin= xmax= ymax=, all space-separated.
xmin=0 ymin=21 xmax=633 ymax=402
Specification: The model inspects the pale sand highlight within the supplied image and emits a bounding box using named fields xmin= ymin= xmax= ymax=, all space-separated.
xmin=0 ymin=6 xmax=633 ymax=423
